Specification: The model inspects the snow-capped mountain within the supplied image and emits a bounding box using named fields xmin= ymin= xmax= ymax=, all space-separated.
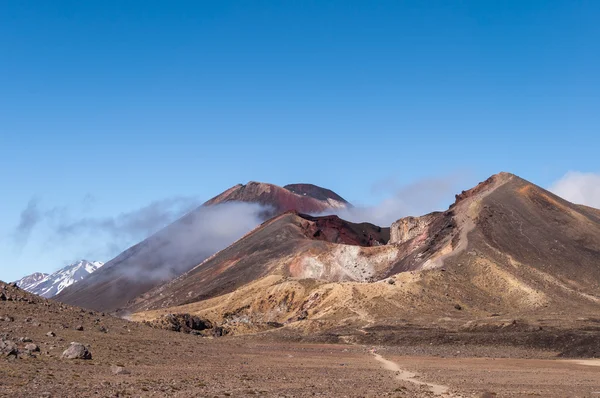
xmin=14 ymin=272 xmax=49 ymax=292
xmin=15 ymin=260 xmax=104 ymax=298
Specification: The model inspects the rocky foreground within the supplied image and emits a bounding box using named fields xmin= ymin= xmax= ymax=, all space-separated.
xmin=2 ymin=281 xmax=600 ymax=397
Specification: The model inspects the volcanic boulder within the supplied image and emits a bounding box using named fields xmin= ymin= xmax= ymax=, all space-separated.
xmin=61 ymin=342 xmax=92 ymax=360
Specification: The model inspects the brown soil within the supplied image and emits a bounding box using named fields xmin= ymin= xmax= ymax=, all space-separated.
xmin=3 ymin=282 xmax=600 ymax=397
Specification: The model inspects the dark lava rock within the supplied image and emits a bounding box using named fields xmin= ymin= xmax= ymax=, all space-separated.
xmin=61 ymin=342 xmax=92 ymax=360
xmin=212 ymin=326 xmax=228 ymax=337
xmin=295 ymin=310 xmax=309 ymax=321
xmin=454 ymin=304 xmax=463 ymax=310
xmin=148 ymin=313 xmax=213 ymax=334
xmin=75 ymin=325 xmax=84 ymax=331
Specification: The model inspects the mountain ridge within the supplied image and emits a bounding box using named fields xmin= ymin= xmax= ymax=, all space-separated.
xmin=15 ymin=260 xmax=104 ymax=298
xmin=55 ymin=181 xmax=351 ymax=312
xmin=130 ymin=172 xmax=600 ymax=340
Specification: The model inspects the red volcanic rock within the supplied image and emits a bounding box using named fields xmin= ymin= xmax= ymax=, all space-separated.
xmin=283 ymin=184 xmax=348 ymax=204
xmin=299 ymin=214 xmax=388 ymax=246
xmin=204 ymin=182 xmax=349 ymax=215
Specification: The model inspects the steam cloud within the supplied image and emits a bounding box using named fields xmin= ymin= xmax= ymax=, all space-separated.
xmin=110 ymin=202 xmax=268 ymax=282
xmin=549 ymin=171 xmax=600 ymax=208
xmin=12 ymin=196 xmax=267 ymax=284
xmin=12 ymin=196 xmax=202 ymax=252
xmin=321 ymin=175 xmax=464 ymax=226
xmin=13 ymin=198 xmax=42 ymax=247
xmin=54 ymin=196 xmax=203 ymax=247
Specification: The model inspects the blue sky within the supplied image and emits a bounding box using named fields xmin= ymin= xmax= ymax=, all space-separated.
xmin=1 ymin=1 xmax=599 ymax=281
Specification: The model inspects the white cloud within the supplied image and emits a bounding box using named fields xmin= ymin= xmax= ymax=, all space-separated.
xmin=319 ymin=174 xmax=465 ymax=226
xmin=549 ymin=171 xmax=600 ymax=208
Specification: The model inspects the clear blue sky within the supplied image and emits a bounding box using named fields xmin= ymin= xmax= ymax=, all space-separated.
xmin=1 ymin=1 xmax=599 ymax=281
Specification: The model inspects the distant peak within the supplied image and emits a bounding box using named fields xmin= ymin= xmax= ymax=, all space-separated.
xmin=204 ymin=181 xmax=350 ymax=212
xmin=451 ymin=172 xmax=515 ymax=208
xmin=283 ymin=183 xmax=349 ymax=204
xmin=492 ymin=171 xmax=518 ymax=179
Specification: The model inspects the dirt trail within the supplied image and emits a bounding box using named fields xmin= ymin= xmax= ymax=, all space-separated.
xmin=567 ymin=359 xmax=600 ymax=367
xmin=370 ymin=350 xmax=456 ymax=397
xmin=427 ymin=173 xmax=512 ymax=270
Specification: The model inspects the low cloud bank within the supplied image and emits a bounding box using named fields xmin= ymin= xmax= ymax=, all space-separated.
xmin=111 ymin=201 xmax=268 ymax=282
xmin=549 ymin=171 xmax=600 ymax=209
xmin=320 ymin=175 xmax=464 ymax=226
xmin=11 ymin=196 xmax=268 ymax=284
xmin=54 ymin=196 xmax=203 ymax=252
xmin=12 ymin=196 xmax=202 ymax=253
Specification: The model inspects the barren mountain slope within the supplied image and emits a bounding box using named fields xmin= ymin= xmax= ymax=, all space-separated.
xmin=126 ymin=213 xmax=391 ymax=314
xmin=55 ymin=182 xmax=350 ymax=312
xmin=133 ymin=173 xmax=600 ymax=345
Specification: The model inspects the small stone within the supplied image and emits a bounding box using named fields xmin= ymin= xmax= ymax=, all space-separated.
xmin=25 ymin=343 xmax=40 ymax=352
xmin=97 ymin=326 xmax=108 ymax=333
xmin=61 ymin=342 xmax=92 ymax=360
xmin=454 ymin=304 xmax=463 ymax=310
xmin=0 ymin=340 xmax=18 ymax=357
xmin=46 ymin=331 xmax=56 ymax=337
xmin=0 ymin=292 xmax=6 ymax=301
xmin=75 ymin=325 xmax=84 ymax=331
xmin=110 ymin=365 xmax=130 ymax=375
xmin=387 ymin=278 xmax=395 ymax=285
